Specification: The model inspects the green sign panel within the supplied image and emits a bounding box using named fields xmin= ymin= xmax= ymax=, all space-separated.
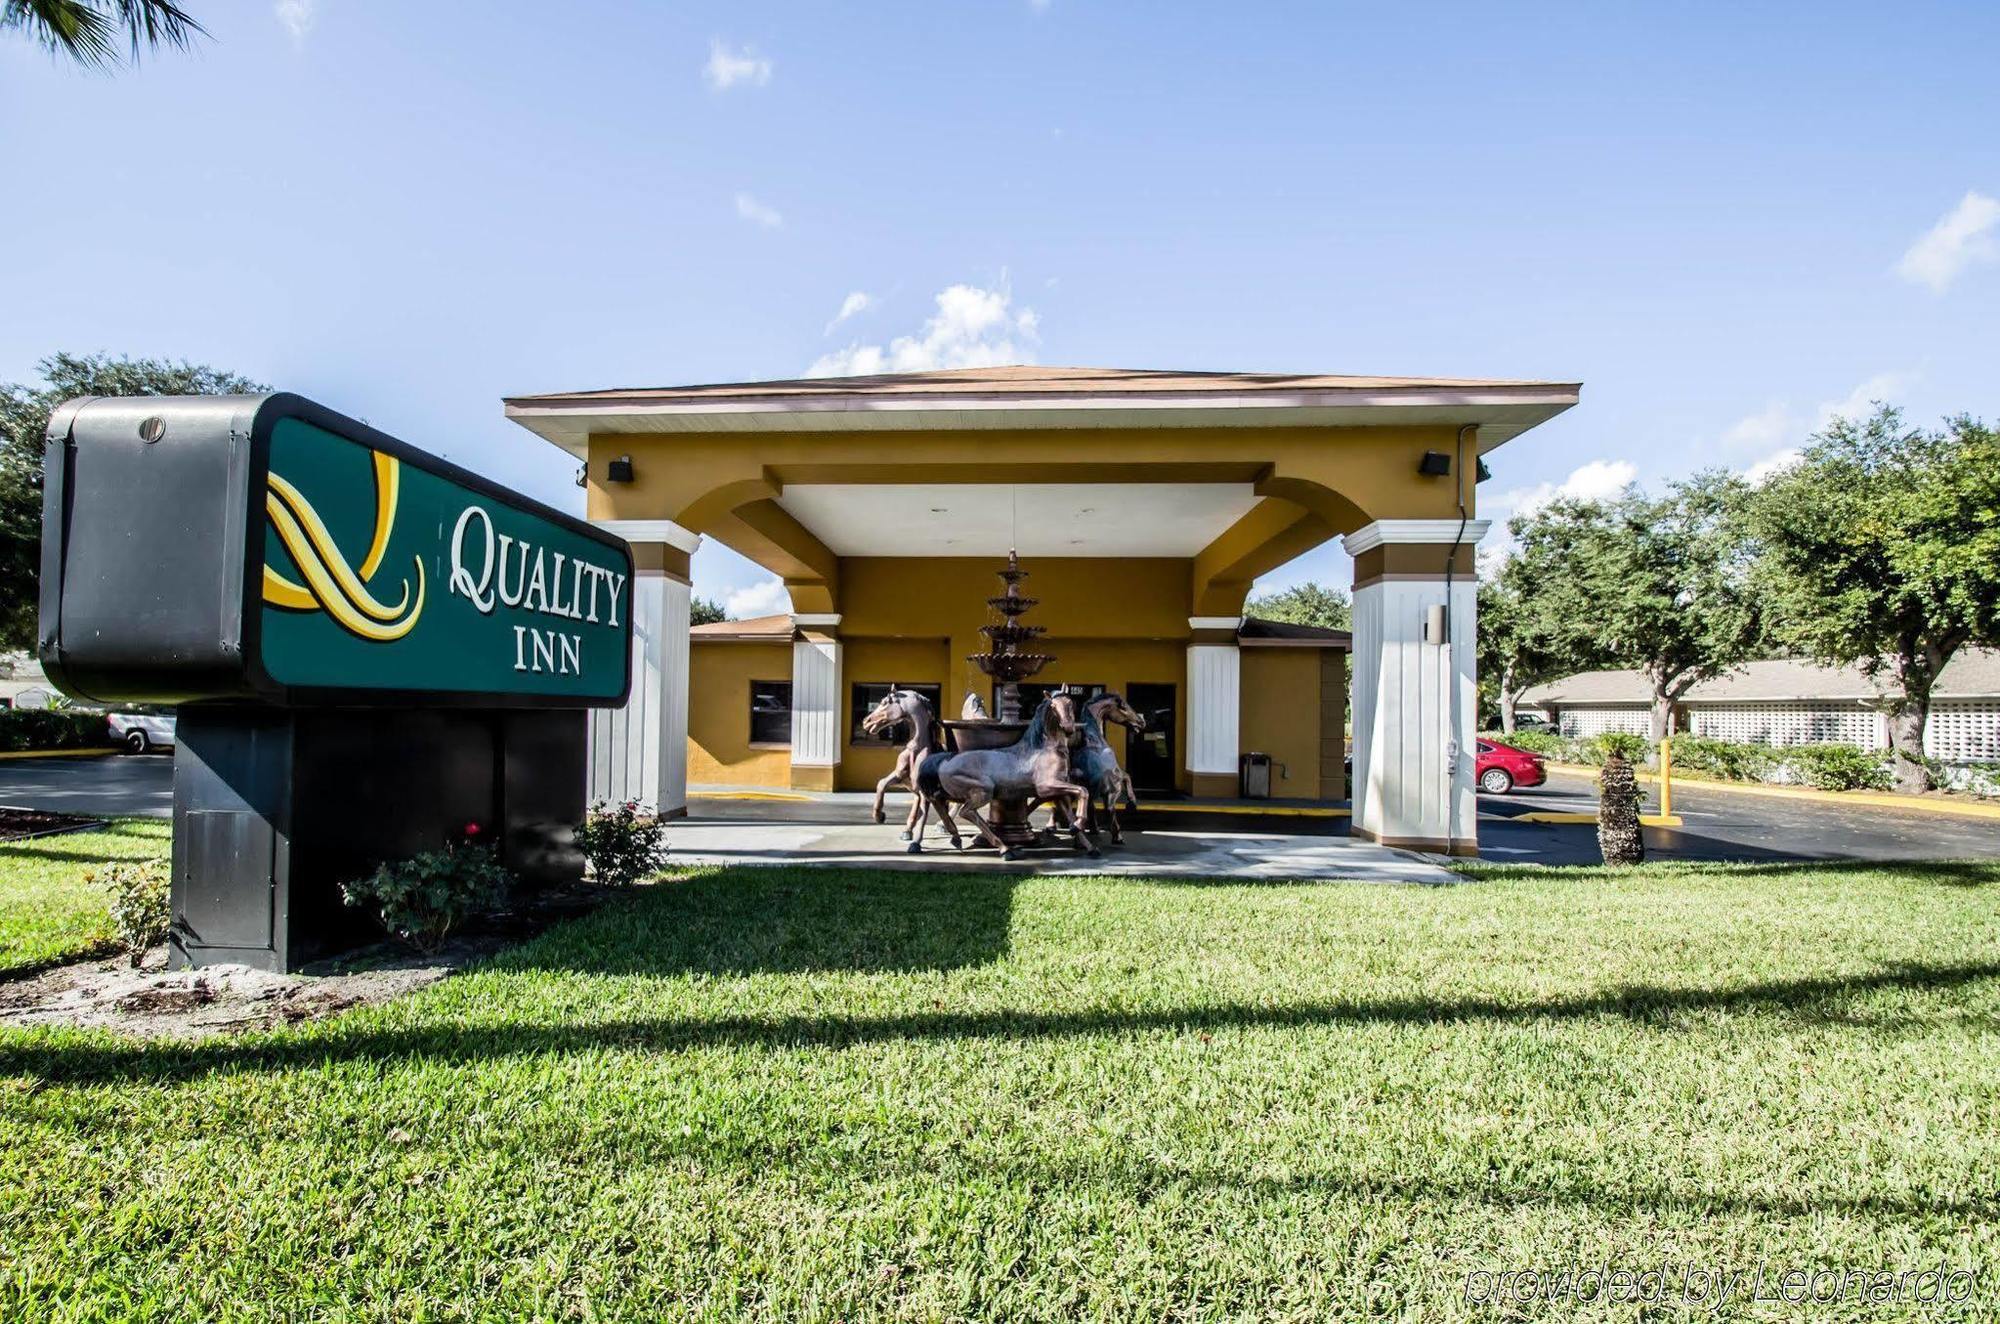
xmin=257 ymin=417 xmax=632 ymax=702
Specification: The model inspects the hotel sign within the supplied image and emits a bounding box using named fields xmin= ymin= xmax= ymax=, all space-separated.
xmin=41 ymin=394 xmax=633 ymax=708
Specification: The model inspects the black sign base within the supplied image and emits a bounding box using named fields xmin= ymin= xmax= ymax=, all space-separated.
xmin=170 ymin=707 xmax=586 ymax=972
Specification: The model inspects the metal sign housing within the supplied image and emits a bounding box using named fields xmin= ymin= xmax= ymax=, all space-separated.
xmin=39 ymin=393 xmax=633 ymax=709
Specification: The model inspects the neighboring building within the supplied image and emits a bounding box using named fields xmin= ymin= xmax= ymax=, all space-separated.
xmin=506 ymin=364 xmax=1582 ymax=855
xmin=1519 ymin=650 xmax=2000 ymax=763
xmin=0 ymin=653 xmax=58 ymax=710
xmin=685 ymin=612 xmax=1350 ymax=801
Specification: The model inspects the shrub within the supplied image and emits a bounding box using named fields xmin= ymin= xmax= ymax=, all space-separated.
xmin=1490 ymin=730 xmax=1576 ymax=761
xmin=340 ymin=844 xmax=512 ymax=952
xmin=94 ymin=859 xmax=170 ymax=966
xmin=1944 ymin=763 xmax=2000 ymax=798
xmin=0 ymin=709 xmax=110 ymax=752
xmin=574 ymin=800 xmax=670 ymax=886
xmin=1784 ymin=743 xmax=1892 ymax=792
xmin=1668 ymin=736 xmax=1777 ymax=783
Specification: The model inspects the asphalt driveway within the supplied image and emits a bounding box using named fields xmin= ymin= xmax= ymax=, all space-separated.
xmin=2 ymin=755 xmax=1997 ymax=866
xmin=0 ymin=753 xmax=173 ymax=820
xmin=1480 ymin=770 xmax=2000 ymax=864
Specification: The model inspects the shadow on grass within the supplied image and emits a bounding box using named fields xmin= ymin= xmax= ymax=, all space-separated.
xmin=0 ymin=843 xmax=165 ymax=868
xmin=500 ymin=866 xmax=1020 ymax=978
xmin=1457 ymin=858 xmax=2000 ymax=886
xmin=9 ymin=952 xmax=1997 ymax=1088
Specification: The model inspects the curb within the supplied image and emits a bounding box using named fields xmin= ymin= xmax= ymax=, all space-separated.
xmin=0 ymin=747 xmax=121 ymax=761
xmin=1544 ymin=762 xmax=2000 ymax=822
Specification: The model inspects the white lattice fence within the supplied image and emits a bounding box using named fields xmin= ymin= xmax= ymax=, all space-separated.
xmin=1688 ymin=702 xmax=1885 ymax=750
xmin=1926 ymin=700 xmax=2000 ymax=764
xmin=1557 ymin=707 xmax=1651 ymax=739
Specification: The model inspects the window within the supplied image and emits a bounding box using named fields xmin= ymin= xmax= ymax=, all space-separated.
xmin=749 ymin=680 xmax=792 ymax=746
xmin=851 ymin=683 xmax=943 ymax=744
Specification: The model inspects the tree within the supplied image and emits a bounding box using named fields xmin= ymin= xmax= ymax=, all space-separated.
xmin=690 ymin=596 xmax=726 ymax=626
xmin=1749 ymin=407 xmax=2000 ymax=793
xmin=1244 ymin=581 xmax=1350 ymax=631
xmin=1509 ymin=475 xmax=1763 ymax=748
xmin=1 ymin=352 xmax=266 ymax=650
xmin=1478 ymin=575 xmax=1572 ymax=734
xmin=1479 ymin=511 xmax=1617 ymax=733
xmin=3 ymin=0 xmax=204 ymax=67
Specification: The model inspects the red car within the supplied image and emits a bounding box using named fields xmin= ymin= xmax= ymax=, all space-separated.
xmin=1476 ymin=739 xmax=1546 ymax=794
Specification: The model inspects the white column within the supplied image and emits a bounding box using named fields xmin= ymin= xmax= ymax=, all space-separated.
xmin=790 ymin=617 xmax=843 ymax=770
xmin=587 ymin=522 xmax=698 ymax=818
xmin=1344 ymin=519 xmax=1487 ymax=853
xmin=1186 ymin=619 xmax=1242 ymax=783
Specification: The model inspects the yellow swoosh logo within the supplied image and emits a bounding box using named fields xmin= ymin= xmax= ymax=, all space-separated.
xmin=261 ymin=451 xmax=424 ymax=642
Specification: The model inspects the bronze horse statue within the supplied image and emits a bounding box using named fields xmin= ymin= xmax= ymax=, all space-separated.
xmin=910 ymin=691 xmax=1095 ymax=861
xmin=858 ymin=687 xmax=944 ymax=840
xmin=1072 ymin=690 xmax=1146 ymax=846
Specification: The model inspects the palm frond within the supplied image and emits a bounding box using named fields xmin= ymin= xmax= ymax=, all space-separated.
xmin=2 ymin=0 xmax=205 ymax=67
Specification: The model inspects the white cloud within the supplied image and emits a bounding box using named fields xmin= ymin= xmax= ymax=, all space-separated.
xmin=1743 ymin=448 xmax=1804 ymax=487
xmin=1493 ymin=457 xmax=1638 ymax=522
xmin=1814 ymin=370 xmax=1910 ymax=430
xmin=704 ymin=39 xmax=772 ymax=90
xmin=724 ymin=577 xmax=790 ymax=619
xmin=274 ymin=0 xmax=315 ymax=46
xmin=1719 ymin=372 xmax=1912 ymax=483
xmin=1479 ymin=457 xmax=1638 ymax=570
xmin=1895 ymin=190 xmax=2000 ymax=293
xmin=734 ymin=192 xmax=783 ymax=229
xmin=824 ymin=291 xmax=872 ymax=335
xmin=806 ymin=282 xmax=1039 ymax=378
xmin=1721 ymin=400 xmax=1791 ymax=452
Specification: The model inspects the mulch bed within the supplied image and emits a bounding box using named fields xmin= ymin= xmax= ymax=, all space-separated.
xmin=0 ymin=807 xmax=108 ymax=841
xmin=0 ymin=879 xmax=633 ymax=1040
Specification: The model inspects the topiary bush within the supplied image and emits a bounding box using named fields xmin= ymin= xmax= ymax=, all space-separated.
xmin=340 ymin=843 xmax=513 ymax=953
xmin=1591 ymin=731 xmax=1652 ymax=765
xmin=0 ymin=709 xmax=111 ymax=752
xmin=93 ymin=859 xmax=170 ymax=965
xmin=1597 ymin=753 xmax=1644 ymax=865
xmin=573 ymin=800 xmax=670 ymax=886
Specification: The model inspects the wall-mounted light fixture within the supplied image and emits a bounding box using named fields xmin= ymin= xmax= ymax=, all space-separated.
xmin=606 ymin=456 xmax=635 ymax=483
xmin=1418 ymin=450 xmax=1452 ymax=477
xmin=1476 ymin=458 xmax=1493 ymax=483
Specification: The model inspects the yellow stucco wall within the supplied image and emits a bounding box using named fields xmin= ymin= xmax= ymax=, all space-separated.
xmin=688 ymin=560 xmax=1348 ymax=801
xmin=838 ymin=636 xmax=952 ymax=793
xmin=1240 ymin=648 xmax=1326 ymax=800
xmin=688 ymin=640 xmax=793 ymax=787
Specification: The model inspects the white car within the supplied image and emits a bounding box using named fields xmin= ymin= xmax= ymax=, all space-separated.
xmin=108 ymin=712 xmax=176 ymax=754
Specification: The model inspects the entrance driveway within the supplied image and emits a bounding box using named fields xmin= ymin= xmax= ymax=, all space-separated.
xmin=4 ymin=757 xmax=1997 ymax=867
xmin=1480 ymin=771 xmax=2000 ymax=864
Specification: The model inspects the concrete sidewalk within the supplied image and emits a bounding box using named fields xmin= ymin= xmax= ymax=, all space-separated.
xmin=677 ymin=792 xmax=1454 ymax=883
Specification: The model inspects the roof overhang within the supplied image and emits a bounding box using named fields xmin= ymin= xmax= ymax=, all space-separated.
xmin=505 ymin=380 xmax=1581 ymax=460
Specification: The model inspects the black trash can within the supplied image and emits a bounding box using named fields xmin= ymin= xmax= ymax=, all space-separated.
xmin=1239 ymin=751 xmax=1272 ymax=799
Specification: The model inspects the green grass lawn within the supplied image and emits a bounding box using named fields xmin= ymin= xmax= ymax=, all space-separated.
xmin=3 ymin=860 xmax=1998 ymax=1320
xmin=0 ymin=820 xmax=169 ymax=976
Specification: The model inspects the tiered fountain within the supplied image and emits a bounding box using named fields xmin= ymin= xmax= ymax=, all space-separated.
xmin=939 ymin=549 xmax=1057 ymax=847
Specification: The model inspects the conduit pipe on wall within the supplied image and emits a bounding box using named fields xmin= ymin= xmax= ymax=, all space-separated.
xmin=1441 ymin=423 xmax=1475 ymax=846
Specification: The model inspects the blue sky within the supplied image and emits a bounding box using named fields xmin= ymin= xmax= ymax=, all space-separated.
xmin=6 ymin=1 xmax=1997 ymax=614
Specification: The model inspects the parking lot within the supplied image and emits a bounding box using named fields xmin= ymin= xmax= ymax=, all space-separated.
xmin=3 ymin=755 xmax=1997 ymax=867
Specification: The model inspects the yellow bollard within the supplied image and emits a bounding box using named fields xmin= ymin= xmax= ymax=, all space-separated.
xmin=1660 ymin=736 xmax=1673 ymax=819
xmin=1637 ymin=735 xmax=1683 ymax=826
